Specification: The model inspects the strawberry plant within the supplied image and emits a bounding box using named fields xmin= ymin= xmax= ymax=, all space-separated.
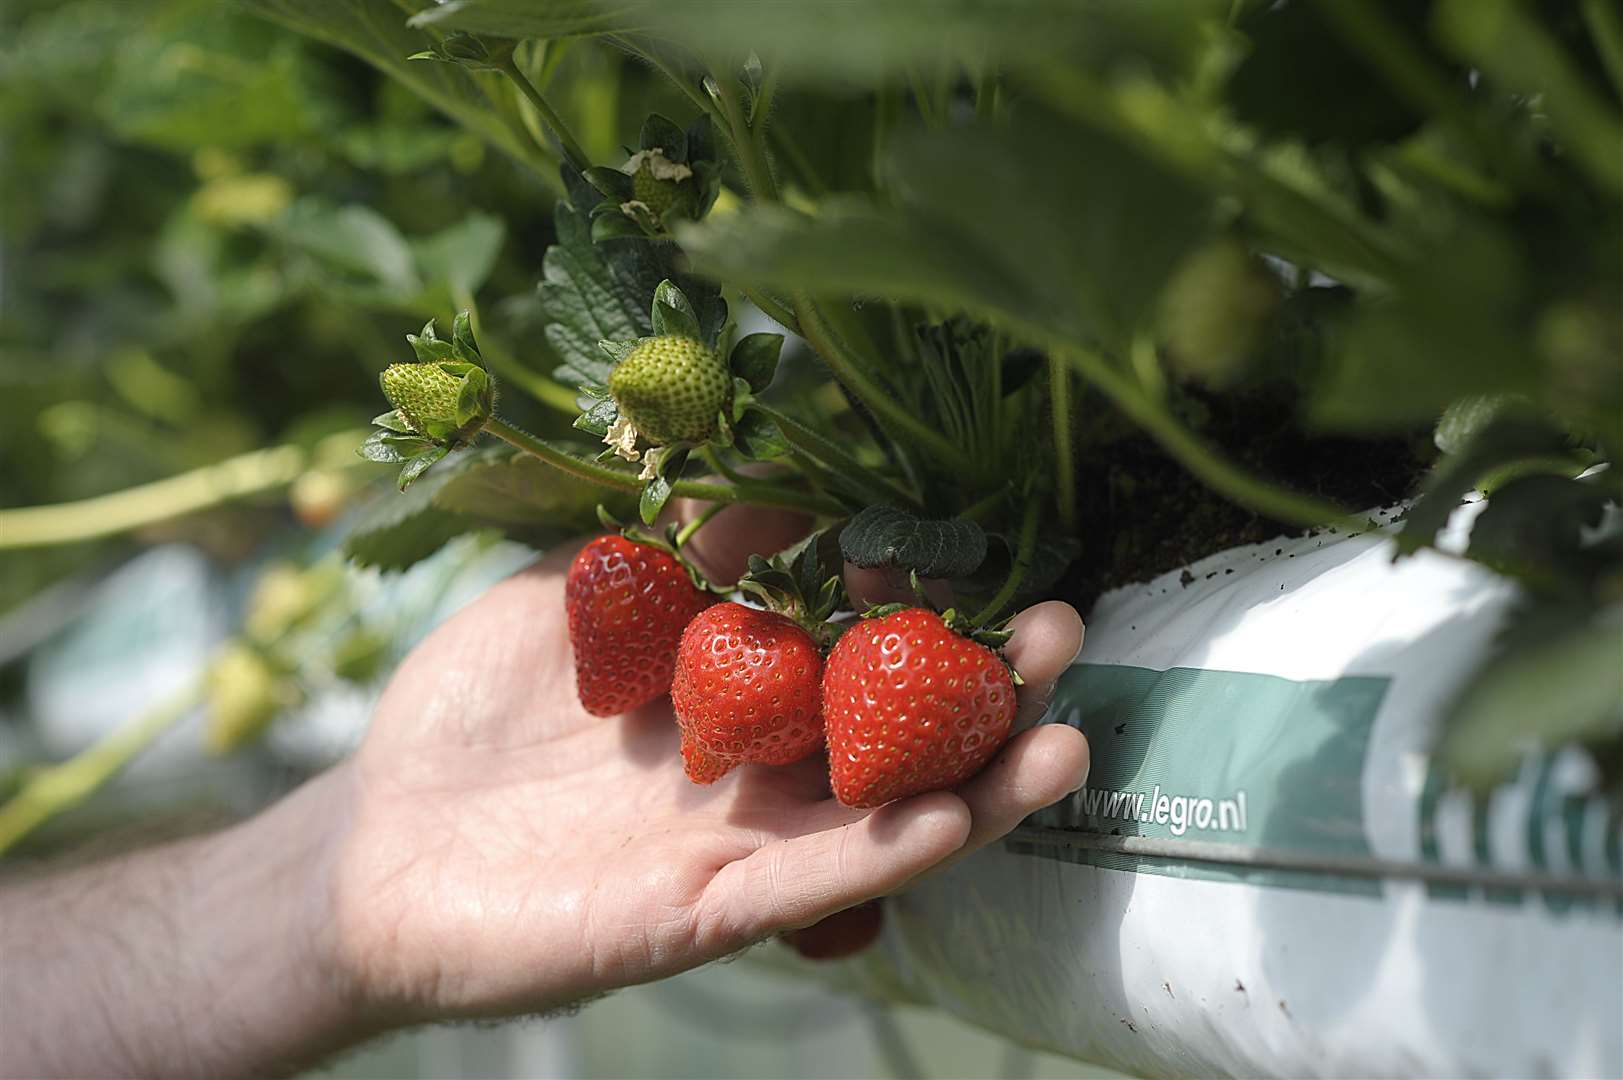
xmin=5 ymin=0 xmax=1619 ymax=827
xmin=239 ymin=0 xmax=1623 ymax=800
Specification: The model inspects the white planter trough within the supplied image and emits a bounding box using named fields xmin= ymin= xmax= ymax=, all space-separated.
xmin=779 ymin=500 xmax=1622 ymax=1079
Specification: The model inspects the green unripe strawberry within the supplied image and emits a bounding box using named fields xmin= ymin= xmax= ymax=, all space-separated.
xmin=379 ymin=359 xmax=492 ymax=448
xmin=607 ymin=335 xmax=730 ymax=446
xmin=380 ymin=362 xmax=464 ymax=436
xmin=1161 ymin=240 xmax=1279 ymax=386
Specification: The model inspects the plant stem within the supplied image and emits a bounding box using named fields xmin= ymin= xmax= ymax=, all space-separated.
xmin=0 ymin=673 xmax=207 ymax=855
xmin=700 ymin=444 xmax=751 ymax=486
xmin=496 ymin=54 xmax=590 ymax=173
xmin=768 ymin=125 xmax=826 ymax=196
xmin=1049 ymin=357 xmax=1078 ymax=533
xmin=752 ymin=404 xmax=921 ymax=508
xmin=674 ymin=501 xmax=727 ymax=547
xmin=1058 ymin=346 xmax=1359 ymax=529
xmin=740 ymin=287 xmax=801 ymax=333
xmin=455 ymin=288 xmax=579 ymax=414
xmin=975 ymin=67 xmax=998 ymax=121
xmin=0 ymin=444 xmax=315 ymax=550
xmin=793 ymin=296 xmax=974 ymax=473
xmin=972 ymin=495 xmax=1040 ymax=625
xmin=1581 ymin=0 xmax=1623 ymax=102
xmin=624 ymin=39 xmax=731 ymax=136
xmin=483 ymin=416 xmax=843 ymax=516
xmin=959 ymin=486 xmax=1010 ymax=522
xmin=713 ymin=68 xmax=778 ymax=202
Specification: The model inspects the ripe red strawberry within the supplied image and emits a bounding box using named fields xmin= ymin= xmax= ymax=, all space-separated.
xmin=566 ymin=535 xmax=712 ymax=717
xmin=780 ymin=901 xmax=884 ymax=961
xmin=670 ymin=602 xmax=824 ymax=784
xmin=823 ymin=607 xmax=1016 ymax=808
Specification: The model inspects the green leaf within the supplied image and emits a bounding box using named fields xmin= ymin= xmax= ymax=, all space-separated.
xmin=729 ymin=333 xmax=784 ymax=393
xmin=731 ymin=408 xmax=790 ymax=462
xmin=454 ymin=367 xmax=489 ymax=426
xmin=241 ymin=0 xmax=556 ymax=182
xmin=1439 ymin=607 xmax=1623 ymax=790
xmin=398 ymin=445 xmax=450 ymax=489
xmin=277 ymin=198 xmax=423 ymax=302
xmin=1395 ymin=413 xmax=1572 ymax=559
xmin=1465 ymin=475 xmax=1608 ymax=593
xmin=839 ymin=505 xmax=988 ymax=579
xmin=573 ymin=395 xmax=619 ymax=436
xmin=408 ymin=320 xmax=457 ymax=363
xmin=639 ymin=113 xmax=686 ymax=159
xmin=371 ymin=409 xmax=415 ymax=434
xmin=638 ymin=0 xmax=1218 ymax=86
xmin=681 ymin=112 xmax=1207 ymax=351
xmin=592 ymin=213 xmax=647 ymax=242
xmin=407 ymin=0 xmax=635 ymax=38
xmin=358 ymin=428 xmax=428 ymax=464
xmin=1435 ymin=394 xmax=1523 ymax=455
xmin=1313 ymin=226 xmax=1534 ymax=430
xmin=451 ymin=310 xmax=483 ymax=364
xmin=344 ymin=454 xmax=473 ymax=571
xmin=411 ymin=212 xmax=505 ymax=298
xmin=638 ymin=446 xmax=689 ymax=525
xmin=650 ymin=279 xmax=701 ymax=340
xmin=540 ymin=203 xmax=650 ymax=387
xmin=434 ymin=446 xmax=632 ymax=541
xmin=583 ymin=166 xmax=635 ymax=201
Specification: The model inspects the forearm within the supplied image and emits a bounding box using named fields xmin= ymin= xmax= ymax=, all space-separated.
xmin=0 ymin=766 xmax=373 ymax=1078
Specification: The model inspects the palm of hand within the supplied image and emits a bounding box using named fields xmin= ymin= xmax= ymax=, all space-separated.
xmin=328 ymin=536 xmax=1087 ymax=1021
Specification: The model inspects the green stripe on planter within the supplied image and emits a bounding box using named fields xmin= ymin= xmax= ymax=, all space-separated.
xmin=1017 ymin=663 xmax=1389 ymax=895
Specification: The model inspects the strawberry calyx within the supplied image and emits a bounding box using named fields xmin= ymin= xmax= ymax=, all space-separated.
xmin=735 ymin=527 xmax=847 ymax=651
xmin=857 ymin=575 xmax=1023 ymax=685
xmin=594 ymin=503 xmax=721 ymax=594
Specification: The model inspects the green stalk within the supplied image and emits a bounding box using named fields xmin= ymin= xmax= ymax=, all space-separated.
xmin=700 ymin=444 xmax=752 ymax=486
xmin=0 ymin=444 xmax=316 ymax=550
xmin=496 ymin=54 xmax=590 ymax=173
xmin=673 ymin=501 xmax=728 ymax=547
xmin=975 ymin=67 xmax=998 ymax=121
xmin=768 ymin=125 xmax=827 ymax=196
xmin=1058 ymin=346 xmax=1358 ymax=529
xmin=752 ymin=404 xmax=922 ymax=509
xmin=455 ymin=288 xmax=579 ymax=414
xmin=740 ymin=287 xmax=801 ymax=334
xmin=1581 ymin=0 xmax=1623 ymax=102
xmin=712 ymin=69 xmax=778 ymax=202
xmin=622 ymin=39 xmax=731 ymax=137
xmin=959 ymin=486 xmax=1010 ymax=523
xmin=483 ymin=416 xmax=842 ymax=516
xmin=793 ymin=296 xmax=975 ymax=473
xmin=1049 ymin=357 xmax=1078 ymax=533
xmin=972 ymin=495 xmax=1040 ymax=625
xmin=0 ymin=674 xmax=207 ymax=855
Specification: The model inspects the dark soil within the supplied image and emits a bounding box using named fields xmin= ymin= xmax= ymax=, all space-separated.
xmin=1059 ymin=382 xmax=1431 ymax=613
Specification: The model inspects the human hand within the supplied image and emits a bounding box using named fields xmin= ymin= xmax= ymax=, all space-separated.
xmin=322 ymin=504 xmax=1089 ymax=1025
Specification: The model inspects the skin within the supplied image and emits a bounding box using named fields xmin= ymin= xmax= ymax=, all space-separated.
xmin=0 ymin=505 xmax=1088 ymax=1078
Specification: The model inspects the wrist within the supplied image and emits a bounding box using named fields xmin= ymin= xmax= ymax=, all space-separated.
xmin=160 ymin=762 xmax=382 ymax=1076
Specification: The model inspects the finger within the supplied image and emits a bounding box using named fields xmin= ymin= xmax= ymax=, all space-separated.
xmin=948 ymin=723 xmax=1089 ymax=863
xmin=694 ymin=791 xmax=972 ymax=946
xmin=1004 ymin=600 xmax=1085 ymax=729
xmin=841 ymin=564 xmax=952 ymax=610
xmin=672 ymin=500 xmax=812 ymax=586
